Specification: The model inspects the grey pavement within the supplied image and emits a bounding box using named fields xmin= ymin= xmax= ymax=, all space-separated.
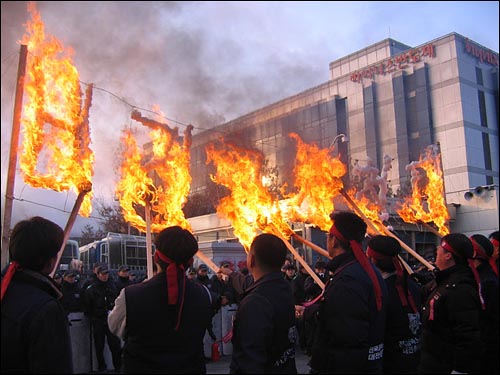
xmin=206 ymin=349 xmax=311 ymax=374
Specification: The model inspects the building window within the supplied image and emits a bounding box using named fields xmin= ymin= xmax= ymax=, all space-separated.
xmin=475 ymin=67 xmax=484 ymax=86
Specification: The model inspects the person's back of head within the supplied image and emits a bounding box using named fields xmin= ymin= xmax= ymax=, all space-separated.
xmin=470 ymin=234 xmax=494 ymax=260
xmin=154 ymin=226 xmax=198 ymax=267
xmin=250 ymin=233 xmax=287 ymax=273
xmin=9 ymin=216 xmax=64 ymax=272
xmin=367 ymin=235 xmax=401 ymax=272
xmin=153 ymin=226 xmax=199 ymax=331
xmin=329 ymin=211 xmax=367 ymax=248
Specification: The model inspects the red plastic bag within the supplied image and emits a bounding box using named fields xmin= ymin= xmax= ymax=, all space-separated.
xmin=211 ymin=341 xmax=220 ymax=362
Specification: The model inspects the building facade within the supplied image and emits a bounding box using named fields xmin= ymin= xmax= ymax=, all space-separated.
xmin=187 ymin=32 xmax=499 ymax=262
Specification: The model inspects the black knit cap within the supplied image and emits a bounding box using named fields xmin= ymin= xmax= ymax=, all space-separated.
xmin=154 ymin=226 xmax=198 ymax=265
xmin=470 ymin=234 xmax=494 ymax=257
xmin=367 ymin=235 xmax=401 ymax=257
xmin=441 ymin=233 xmax=473 ymax=263
xmin=329 ymin=211 xmax=367 ymax=244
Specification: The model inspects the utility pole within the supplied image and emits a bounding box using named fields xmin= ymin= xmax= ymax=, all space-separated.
xmin=1 ymin=44 xmax=28 ymax=269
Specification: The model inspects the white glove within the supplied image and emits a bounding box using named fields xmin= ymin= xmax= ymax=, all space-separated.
xmin=451 ymin=371 xmax=467 ymax=374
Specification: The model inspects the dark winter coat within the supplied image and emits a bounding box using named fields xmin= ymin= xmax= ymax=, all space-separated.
xmin=382 ymin=273 xmax=422 ymax=374
xmin=60 ymin=279 xmax=84 ymax=313
xmin=1 ymin=269 xmax=73 ymax=373
xmin=84 ymin=278 xmax=118 ymax=321
xmin=115 ymin=275 xmax=132 ymax=293
xmin=309 ymin=252 xmax=388 ymax=374
xmin=476 ymin=262 xmax=499 ymax=374
xmin=123 ymin=272 xmax=213 ymax=374
xmin=230 ymin=271 xmax=298 ymax=374
xmin=419 ymin=264 xmax=482 ymax=374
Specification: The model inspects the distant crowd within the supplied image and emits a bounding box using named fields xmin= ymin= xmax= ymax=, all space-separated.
xmin=1 ymin=215 xmax=498 ymax=374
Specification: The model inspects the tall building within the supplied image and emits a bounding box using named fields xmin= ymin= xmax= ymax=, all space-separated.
xmin=188 ymin=32 xmax=498 ymax=262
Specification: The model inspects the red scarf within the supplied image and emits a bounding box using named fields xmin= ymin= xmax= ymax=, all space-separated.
xmin=1 ymin=261 xmax=21 ymax=302
xmin=366 ymin=247 xmax=417 ymax=313
xmin=154 ymin=251 xmax=187 ymax=331
xmin=329 ymin=225 xmax=383 ymax=311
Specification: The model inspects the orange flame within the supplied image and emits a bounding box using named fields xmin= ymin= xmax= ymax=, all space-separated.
xmin=116 ymin=110 xmax=192 ymax=233
xmin=346 ymin=188 xmax=386 ymax=235
xmin=397 ymin=145 xmax=450 ymax=235
xmin=286 ymin=133 xmax=346 ymax=231
xmin=19 ymin=2 xmax=94 ymax=215
xmin=205 ymin=140 xmax=291 ymax=251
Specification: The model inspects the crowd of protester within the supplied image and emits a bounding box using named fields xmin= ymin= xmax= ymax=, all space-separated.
xmin=1 ymin=215 xmax=498 ymax=374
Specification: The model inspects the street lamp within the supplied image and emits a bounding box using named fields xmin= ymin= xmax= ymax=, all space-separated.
xmin=328 ymin=133 xmax=348 ymax=153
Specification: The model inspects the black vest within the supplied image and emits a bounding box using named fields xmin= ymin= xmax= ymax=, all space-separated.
xmin=123 ymin=272 xmax=213 ymax=374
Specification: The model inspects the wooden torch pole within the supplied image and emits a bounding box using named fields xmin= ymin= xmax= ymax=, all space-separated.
xmin=50 ymin=185 xmax=91 ymax=277
xmin=291 ymin=233 xmax=331 ymax=259
xmin=145 ymin=200 xmax=154 ymax=279
xmin=195 ymin=250 xmax=220 ymax=273
xmin=340 ymin=190 xmax=435 ymax=271
xmin=269 ymin=222 xmax=325 ymax=289
xmin=1 ymin=45 xmax=28 ymax=270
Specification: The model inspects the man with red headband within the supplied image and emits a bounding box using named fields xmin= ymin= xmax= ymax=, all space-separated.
xmin=470 ymin=234 xmax=499 ymax=375
xmin=367 ymin=235 xmax=422 ymax=374
xmin=419 ymin=233 xmax=482 ymax=374
xmin=308 ymin=211 xmax=387 ymax=373
xmin=1 ymin=216 xmax=73 ymax=373
xmin=108 ymin=226 xmax=213 ymax=373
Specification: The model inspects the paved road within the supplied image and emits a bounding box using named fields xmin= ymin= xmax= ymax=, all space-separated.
xmin=206 ymin=349 xmax=311 ymax=374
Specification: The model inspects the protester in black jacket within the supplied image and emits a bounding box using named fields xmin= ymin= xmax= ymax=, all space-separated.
xmin=1 ymin=216 xmax=73 ymax=374
xmin=419 ymin=233 xmax=482 ymax=374
xmin=229 ymin=233 xmax=297 ymax=374
xmin=307 ymin=211 xmax=387 ymax=374
xmin=108 ymin=226 xmax=213 ymax=374
xmin=367 ymin=235 xmax=422 ymax=374
xmin=470 ymin=234 xmax=499 ymax=374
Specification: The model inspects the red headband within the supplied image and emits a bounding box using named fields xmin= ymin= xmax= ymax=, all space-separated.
xmin=154 ymin=251 xmax=187 ymax=331
xmin=471 ymin=238 xmax=489 ymax=260
xmin=0 ymin=261 xmax=21 ymax=301
xmin=366 ymin=247 xmax=417 ymax=313
xmin=470 ymin=238 xmax=498 ymax=278
xmin=330 ymin=225 xmax=383 ymax=311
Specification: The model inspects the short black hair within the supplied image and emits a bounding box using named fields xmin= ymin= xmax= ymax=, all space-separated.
xmin=250 ymin=233 xmax=287 ymax=272
xmin=9 ymin=216 xmax=63 ymax=271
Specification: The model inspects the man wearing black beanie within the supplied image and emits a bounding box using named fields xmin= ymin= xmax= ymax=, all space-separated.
xmin=419 ymin=233 xmax=482 ymax=374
